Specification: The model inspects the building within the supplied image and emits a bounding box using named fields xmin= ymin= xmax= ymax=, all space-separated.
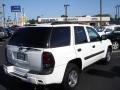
xmin=38 ymin=16 xmax=110 ymax=26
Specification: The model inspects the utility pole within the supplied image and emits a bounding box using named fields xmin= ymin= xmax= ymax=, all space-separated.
xmin=115 ymin=5 xmax=120 ymax=24
xmin=118 ymin=5 xmax=120 ymax=20
xmin=115 ymin=5 xmax=118 ymax=20
xmin=100 ymin=0 xmax=102 ymax=27
xmin=64 ymin=4 xmax=70 ymax=22
xmin=2 ymin=4 xmax=5 ymax=28
xmin=118 ymin=5 xmax=120 ymax=24
xmin=0 ymin=7 xmax=2 ymax=27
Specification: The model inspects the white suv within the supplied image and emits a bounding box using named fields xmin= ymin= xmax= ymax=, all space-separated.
xmin=3 ymin=23 xmax=112 ymax=90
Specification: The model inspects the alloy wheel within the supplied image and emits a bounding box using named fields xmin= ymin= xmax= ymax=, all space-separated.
xmin=68 ymin=70 xmax=78 ymax=88
xmin=112 ymin=41 xmax=119 ymax=50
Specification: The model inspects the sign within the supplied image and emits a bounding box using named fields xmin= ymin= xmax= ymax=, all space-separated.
xmin=91 ymin=18 xmax=98 ymax=21
xmin=11 ymin=6 xmax=21 ymax=12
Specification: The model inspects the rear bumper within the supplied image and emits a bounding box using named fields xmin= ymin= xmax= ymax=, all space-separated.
xmin=3 ymin=64 xmax=66 ymax=85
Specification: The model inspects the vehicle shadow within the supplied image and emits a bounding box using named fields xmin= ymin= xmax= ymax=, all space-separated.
xmin=86 ymin=69 xmax=115 ymax=78
xmin=86 ymin=65 xmax=120 ymax=79
xmin=111 ymin=66 xmax=120 ymax=77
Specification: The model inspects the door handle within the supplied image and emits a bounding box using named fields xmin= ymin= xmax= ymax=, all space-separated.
xmin=78 ymin=48 xmax=81 ymax=52
xmin=92 ymin=45 xmax=95 ymax=48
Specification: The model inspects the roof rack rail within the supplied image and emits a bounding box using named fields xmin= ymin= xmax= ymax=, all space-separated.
xmin=51 ymin=21 xmax=81 ymax=25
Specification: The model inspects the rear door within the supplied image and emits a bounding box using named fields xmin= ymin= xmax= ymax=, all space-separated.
xmin=74 ymin=26 xmax=94 ymax=68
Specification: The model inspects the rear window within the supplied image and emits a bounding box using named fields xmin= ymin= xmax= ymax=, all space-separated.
xmin=9 ymin=27 xmax=51 ymax=48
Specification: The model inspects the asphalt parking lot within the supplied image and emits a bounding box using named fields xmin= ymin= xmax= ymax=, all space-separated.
xmin=0 ymin=40 xmax=120 ymax=90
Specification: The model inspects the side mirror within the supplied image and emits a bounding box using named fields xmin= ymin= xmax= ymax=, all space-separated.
xmin=101 ymin=35 xmax=107 ymax=40
xmin=105 ymin=31 xmax=107 ymax=34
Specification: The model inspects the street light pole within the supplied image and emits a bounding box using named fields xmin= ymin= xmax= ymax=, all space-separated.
xmin=64 ymin=4 xmax=70 ymax=22
xmin=100 ymin=0 xmax=102 ymax=27
xmin=115 ymin=5 xmax=118 ymax=20
xmin=115 ymin=5 xmax=120 ymax=24
xmin=118 ymin=5 xmax=120 ymax=20
xmin=118 ymin=5 xmax=120 ymax=24
xmin=2 ymin=4 xmax=5 ymax=28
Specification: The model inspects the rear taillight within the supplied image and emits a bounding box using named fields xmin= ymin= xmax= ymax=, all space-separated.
xmin=42 ymin=52 xmax=55 ymax=74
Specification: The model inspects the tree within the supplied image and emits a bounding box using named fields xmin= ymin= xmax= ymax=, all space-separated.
xmin=61 ymin=15 xmax=67 ymax=17
xmin=28 ymin=19 xmax=37 ymax=24
xmin=93 ymin=14 xmax=111 ymax=17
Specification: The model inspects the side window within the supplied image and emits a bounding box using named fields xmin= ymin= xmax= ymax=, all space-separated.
xmin=86 ymin=27 xmax=101 ymax=42
xmin=115 ymin=27 xmax=120 ymax=30
xmin=105 ymin=28 xmax=113 ymax=32
xmin=113 ymin=27 xmax=120 ymax=34
xmin=50 ymin=27 xmax=70 ymax=48
xmin=74 ymin=26 xmax=87 ymax=44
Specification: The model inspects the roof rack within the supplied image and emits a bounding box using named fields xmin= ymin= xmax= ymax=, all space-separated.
xmin=24 ymin=24 xmax=37 ymax=26
xmin=51 ymin=21 xmax=81 ymax=25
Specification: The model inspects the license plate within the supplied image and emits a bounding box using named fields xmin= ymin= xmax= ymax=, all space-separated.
xmin=17 ymin=52 xmax=26 ymax=61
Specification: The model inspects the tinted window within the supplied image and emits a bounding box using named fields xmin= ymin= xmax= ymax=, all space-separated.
xmin=105 ymin=28 xmax=113 ymax=32
xmin=113 ymin=27 xmax=120 ymax=34
xmin=9 ymin=27 xmax=51 ymax=48
xmin=86 ymin=27 xmax=100 ymax=42
xmin=50 ymin=27 xmax=70 ymax=48
xmin=74 ymin=26 xmax=87 ymax=44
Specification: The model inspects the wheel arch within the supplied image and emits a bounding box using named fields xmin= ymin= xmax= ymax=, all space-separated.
xmin=108 ymin=45 xmax=112 ymax=52
xmin=62 ymin=58 xmax=82 ymax=85
xmin=66 ymin=58 xmax=82 ymax=72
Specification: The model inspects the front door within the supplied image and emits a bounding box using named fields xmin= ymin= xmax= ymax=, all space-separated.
xmin=86 ymin=27 xmax=104 ymax=62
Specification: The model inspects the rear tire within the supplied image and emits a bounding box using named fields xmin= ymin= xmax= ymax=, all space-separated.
xmin=62 ymin=63 xmax=80 ymax=90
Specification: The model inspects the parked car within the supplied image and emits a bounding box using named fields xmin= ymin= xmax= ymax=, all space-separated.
xmin=0 ymin=27 xmax=15 ymax=41
xmin=4 ymin=28 xmax=16 ymax=36
xmin=3 ymin=28 xmax=12 ymax=38
xmin=94 ymin=26 xmax=105 ymax=36
xmin=106 ymin=27 xmax=120 ymax=50
xmin=101 ymin=25 xmax=120 ymax=35
xmin=3 ymin=23 xmax=112 ymax=90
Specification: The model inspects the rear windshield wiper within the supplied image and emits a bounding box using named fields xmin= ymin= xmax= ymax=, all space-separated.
xmin=26 ymin=47 xmax=41 ymax=51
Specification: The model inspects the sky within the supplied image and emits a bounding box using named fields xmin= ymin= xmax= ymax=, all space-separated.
xmin=0 ymin=0 xmax=120 ymax=20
